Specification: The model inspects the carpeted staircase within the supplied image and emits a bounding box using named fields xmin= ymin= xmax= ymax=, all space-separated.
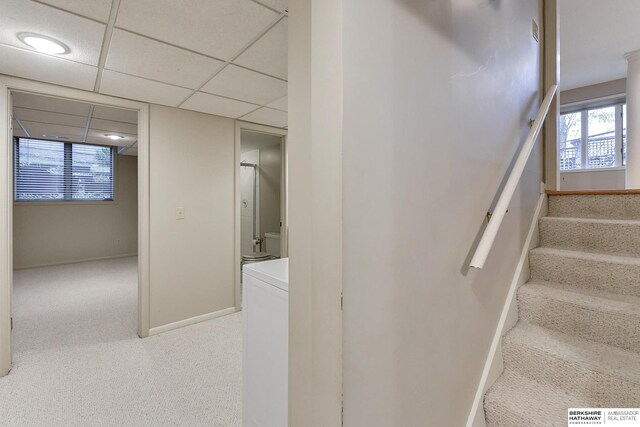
xmin=484 ymin=193 xmax=640 ymax=426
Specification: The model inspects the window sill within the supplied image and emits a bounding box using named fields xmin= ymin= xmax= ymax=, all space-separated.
xmin=14 ymin=200 xmax=117 ymax=206
xmin=560 ymin=166 xmax=626 ymax=174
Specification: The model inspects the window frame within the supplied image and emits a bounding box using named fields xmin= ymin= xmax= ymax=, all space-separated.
xmin=13 ymin=137 xmax=117 ymax=205
xmin=559 ymin=99 xmax=626 ymax=172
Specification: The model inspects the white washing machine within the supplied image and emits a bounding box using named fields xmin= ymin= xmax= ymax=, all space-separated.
xmin=242 ymin=258 xmax=288 ymax=427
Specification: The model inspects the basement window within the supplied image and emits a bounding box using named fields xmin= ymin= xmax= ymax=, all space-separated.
xmin=560 ymin=102 xmax=626 ymax=171
xmin=14 ymin=137 xmax=115 ymax=202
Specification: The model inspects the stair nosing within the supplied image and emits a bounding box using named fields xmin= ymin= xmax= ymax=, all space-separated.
xmin=541 ymin=216 xmax=640 ymax=226
xmin=503 ymin=322 xmax=640 ymax=382
xmin=531 ymin=246 xmax=640 ymax=265
xmin=521 ymin=280 xmax=640 ymax=313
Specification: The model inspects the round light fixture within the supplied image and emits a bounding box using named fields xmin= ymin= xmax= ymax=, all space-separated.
xmin=105 ymin=134 xmax=125 ymax=140
xmin=18 ymin=33 xmax=69 ymax=55
xmin=42 ymin=134 xmax=69 ymax=140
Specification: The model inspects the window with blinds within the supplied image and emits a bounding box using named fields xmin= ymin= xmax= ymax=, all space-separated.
xmin=14 ymin=138 xmax=114 ymax=202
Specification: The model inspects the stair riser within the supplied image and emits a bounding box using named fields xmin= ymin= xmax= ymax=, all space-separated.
xmin=518 ymin=290 xmax=640 ymax=352
xmin=530 ymin=252 xmax=640 ymax=297
xmin=502 ymin=342 xmax=640 ymax=407
xmin=540 ymin=218 xmax=640 ymax=256
xmin=549 ymin=195 xmax=640 ymax=220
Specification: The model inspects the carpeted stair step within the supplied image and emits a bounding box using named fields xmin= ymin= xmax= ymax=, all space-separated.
xmin=484 ymin=370 xmax=587 ymax=427
xmin=502 ymin=322 xmax=640 ymax=407
xmin=529 ymin=247 xmax=640 ymax=297
xmin=548 ymin=194 xmax=640 ymax=220
xmin=539 ymin=217 xmax=640 ymax=256
xmin=518 ymin=281 xmax=640 ymax=352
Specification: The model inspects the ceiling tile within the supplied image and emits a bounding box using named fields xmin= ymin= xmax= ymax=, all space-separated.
xmin=0 ymin=45 xmax=97 ymax=91
xmin=266 ymin=96 xmax=287 ymax=111
xmin=0 ymin=0 xmax=105 ymax=65
xmin=36 ymin=0 xmax=113 ymax=22
xmin=106 ymin=30 xmax=224 ymax=89
xmin=20 ymin=121 xmax=86 ymax=141
xmin=99 ymin=70 xmax=192 ymax=107
xmin=12 ymin=119 xmax=27 ymax=137
xmin=13 ymin=107 xmax=88 ymax=128
xmin=92 ymin=105 xmax=137 ymax=124
xmin=253 ymin=0 xmax=288 ymax=13
xmin=181 ymin=92 xmax=259 ymax=118
xmin=90 ymin=118 xmax=138 ymax=135
xmin=119 ymin=145 xmax=138 ymax=156
xmin=12 ymin=92 xmax=92 ymax=116
xmin=201 ymin=65 xmax=287 ymax=105
xmin=241 ymin=107 xmax=287 ymax=128
xmin=116 ymin=0 xmax=278 ymax=60
xmin=234 ymin=18 xmax=287 ymax=80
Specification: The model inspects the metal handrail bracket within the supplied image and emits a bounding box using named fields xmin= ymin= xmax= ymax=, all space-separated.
xmin=469 ymin=85 xmax=558 ymax=269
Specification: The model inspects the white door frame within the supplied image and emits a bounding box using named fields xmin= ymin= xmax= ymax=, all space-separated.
xmin=234 ymin=120 xmax=287 ymax=311
xmin=0 ymin=75 xmax=151 ymax=376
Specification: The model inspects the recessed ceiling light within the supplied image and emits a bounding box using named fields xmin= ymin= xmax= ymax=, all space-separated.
xmin=18 ymin=33 xmax=69 ymax=55
xmin=42 ymin=134 xmax=69 ymax=140
xmin=105 ymin=134 xmax=125 ymax=140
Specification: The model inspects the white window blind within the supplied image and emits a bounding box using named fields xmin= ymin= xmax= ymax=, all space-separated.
xmin=15 ymin=138 xmax=114 ymax=202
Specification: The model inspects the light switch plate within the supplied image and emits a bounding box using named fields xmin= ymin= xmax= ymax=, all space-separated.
xmin=176 ymin=207 xmax=185 ymax=220
xmin=532 ymin=19 xmax=539 ymax=42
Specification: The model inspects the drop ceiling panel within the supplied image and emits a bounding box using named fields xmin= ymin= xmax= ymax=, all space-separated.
xmin=106 ymin=30 xmax=225 ymax=89
xmin=90 ymin=118 xmax=137 ymax=135
xmin=0 ymin=45 xmax=97 ymax=91
xmin=20 ymin=121 xmax=86 ymax=141
xmin=35 ymin=0 xmax=113 ymax=23
xmin=0 ymin=0 xmax=106 ymax=65
xmin=92 ymin=105 xmax=137 ymax=124
xmin=181 ymin=92 xmax=259 ymax=118
xmin=12 ymin=119 xmax=27 ymax=137
xmin=254 ymin=0 xmax=288 ymax=13
xmin=266 ymin=96 xmax=287 ymax=111
xmin=119 ymin=145 xmax=138 ymax=156
xmin=234 ymin=18 xmax=287 ymax=80
xmin=13 ymin=107 xmax=88 ymax=128
xmin=116 ymin=0 xmax=278 ymax=60
xmin=241 ymin=107 xmax=287 ymax=128
xmin=100 ymin=70 xmax=192 ymax=107
xmin=201 ymin=65 xmax=287 ymax=105
xmin=12 ymin=92 xmax=92 ymax=116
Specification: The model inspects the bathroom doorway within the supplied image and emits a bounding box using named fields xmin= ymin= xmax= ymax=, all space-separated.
xmin=234 ymin=122 xmax=287 ymax=309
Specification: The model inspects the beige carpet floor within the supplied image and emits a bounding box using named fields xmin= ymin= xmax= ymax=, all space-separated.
xmin=0 ymin=257 xmax=242 ymax=426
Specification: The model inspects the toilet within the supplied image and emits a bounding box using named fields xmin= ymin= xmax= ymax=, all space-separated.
xmin=242 ymin=232 xmax=281 ymax=266
xmin=241 ymin=251 xmax=272 ymax=265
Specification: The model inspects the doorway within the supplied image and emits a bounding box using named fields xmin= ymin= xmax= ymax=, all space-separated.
xmin=234 ymin=122 xmax=287 ymax=310
xmin=11 ymin=91 xmax=140 ymax=359
xmin=0 ymin=76 xmax=150 ymax=376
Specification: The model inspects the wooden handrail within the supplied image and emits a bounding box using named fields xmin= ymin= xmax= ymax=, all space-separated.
xmin=470 ymin=85 xmax=558 ymax=269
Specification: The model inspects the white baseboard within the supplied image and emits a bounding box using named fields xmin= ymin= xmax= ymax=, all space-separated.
xmin=148 ymin=307 xmax=238 ymax=336
xmin=465 ymin=191 xmax=547 ymax=427
xmin=14 ymin=253 xmax=138 ymax=270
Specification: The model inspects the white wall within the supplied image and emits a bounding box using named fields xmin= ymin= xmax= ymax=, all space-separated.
xmin=13 ymin=155 xmax=138 ymax=269
xmin=561 ymin=78 xmax=626 ymax=105
xmin=342 ymin=1 xmax=542 ymax=426
xmin=259 ymin=144 xmax=281 ymax=237
xmin=149 ymin=105 xmax=235 ymax=329
xmin=560 ymin=168 xmax=625 ymax=190
xmin=288 ymin=0 xmax=343 ymax=424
